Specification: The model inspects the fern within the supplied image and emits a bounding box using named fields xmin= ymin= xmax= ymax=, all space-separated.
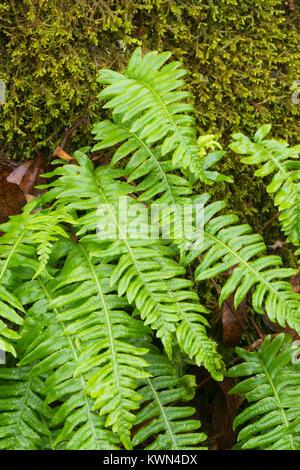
xmin=0 ymin=47 xmax=299 ymax=451
xmin=230 ymin=125 xmax=300 ymax=245
xmin=0 ymin=365 xmax=53 ymax=450
xmin=227 ymin=334 xmax=300 ymax=450
xmin=0 ymin=203 xmax=70 ymax=355
xmin=19 ymin=312 xmax=121 ymax=450
xmin=184 ymin=194 xmax=300 ymax=334
xmin=90 ymin=51 xmax=299 ymax=334
xmin=42 ymin=152 xmax=224 ymax=381
xmin=95 ymin=48 xmax=231 ymax=185
xmin=15 ymin=239 xmax=151 ymax=449
xmin=132 ymin=343 xmax=207 ymax=450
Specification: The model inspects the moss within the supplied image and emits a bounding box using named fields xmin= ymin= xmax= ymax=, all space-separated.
xmin=0 ymin=0 xmax=299 ymax=162
xmin=0 ymin=0 xmax=299 ymax=260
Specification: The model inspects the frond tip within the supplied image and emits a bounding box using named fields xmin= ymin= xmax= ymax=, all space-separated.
xmin=132 ymin=345 xmax=207 ymax=450
xmin=227 ymin=334 xmax=300 ymax=450
xmin=95 ymin=47 xmax=229 ymax=184
xmin=230 ymin=125 xmax=300 ymax=246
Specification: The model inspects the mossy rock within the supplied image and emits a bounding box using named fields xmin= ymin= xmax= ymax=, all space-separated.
xmin=0 ymin=0 xmax=299 ymax=162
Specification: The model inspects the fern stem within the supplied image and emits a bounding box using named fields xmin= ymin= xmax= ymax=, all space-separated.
xmin=77 ymin=242 xmax=129 ymax=445
xmin=145 ymin=377 xmax=179 ymax=450
xmin=93 ymin=177 xmax=173 ymax=338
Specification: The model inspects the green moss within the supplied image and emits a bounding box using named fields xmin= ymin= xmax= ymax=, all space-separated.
xmin=0 ymin=0 xmax=299 ymax=162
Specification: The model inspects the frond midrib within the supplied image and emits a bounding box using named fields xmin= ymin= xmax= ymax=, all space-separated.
xmin=93 ymin=177 xmax=173 ymax=334
xmin=260 ymin=359 xmax=296 ymax=450
xmin=78 ymin=242 xmax=128 ymax=440
xmin=127 ymin=75 xmax=196 ymax=165
xmin=145 ymin=376 xmax=179 ymax=450
xmin=10 ymin=366 xmax=33 ymax=448
xmin=0 ymin=231 xmax=26 ymax=283
xmin=37 ymin=276 xmax=100 ymax=449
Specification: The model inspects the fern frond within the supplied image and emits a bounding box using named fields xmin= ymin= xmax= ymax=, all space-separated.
xmin=42 ymin=153 xmax=224 ymax=380
xmin=184 ymin=194 xmax=300 ymax=333
xmin=0 ymin=366 xmax=53 ymax=449
xmin=18 ymin=312 xmax=121 ymax=450
xmin=26 ymin=206 xmax=73 ymax=279
xmin=0 ymin=204 xmax=72 ymax=354
xmin=132 ymin=344 xmax=207 ymax=450
xmin=230 ymin=125 xmax=300 ymax=245
xmin=95 ymin=48 xmax=229 ymax=184
xmin=227 ymin=334 xmax=300 ymax=450
xmin=92 ymin=118 xmax=193 ymax=205
xmin=17 ymin=240 xmax=151 ymax=449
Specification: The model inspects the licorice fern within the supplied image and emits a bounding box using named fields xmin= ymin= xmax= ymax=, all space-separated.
xmin=227 ymin=334 xmax=300 ymax=450
xmin=132 ymin=343 xmax=207 ymax=450
xmin=15 ymin=239 xmax=151 ymax=449
xmin=184 ymin=194 xmax=300 ymax=333
xmin=0 ymin=365 xmax=53 ymax=450
xmin=230 ymin=125 xmax=300 ymax=245
xmin=90 ymin=48 xmax=299 ymax=335
xmin=0 ymin=47 xmax=299 ymax=451
xmin=18 ymin=312 xmax=121 ymax=450
xmin=95 ymin=48 xmax=231 ymax=186
xmin=0 ymin=203 xmax=71 ymax=355
xmin=41 ymin=152 xmax=224 ymax=381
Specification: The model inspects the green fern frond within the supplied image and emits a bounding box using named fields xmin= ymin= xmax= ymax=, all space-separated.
xmin=92 ymin=118 xmax=194 ymax=205
xmin=17 ymin=240 xmax=151 ymax=449
xmin=227 ymin=334 xmax=300 ymax=450
xmin=95 ymin=48 xmax=229 ymax=185
xmin=0 ymin=204 xmax=72 ymax=354
xmin=26 ymin=206 xmax=74 ymax=279
xmin=42 ymin=152 xmax=224 ymax=380
xmin=230 ymin=125 xmax=300 ymax=245
xmin=132 ymin=344 xmax=207 ymax=450
xmin=18 ymin=311 xmax=121 ymax=450
xmin=184 ymin=194 xmax=300 ymax=333
xmin=0 ymin=366 xmax=53 ymax=450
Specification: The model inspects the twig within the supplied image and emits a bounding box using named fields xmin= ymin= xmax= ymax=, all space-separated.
xmin=249 ymin=316 xmax=265 ymax=339
xmin=21 ymin=126 xmax=43 ymax=161
xmin=59 ymin=114 xmax=87 ymax=152
xmin=258 ymin=211 xmax=280 ymax=233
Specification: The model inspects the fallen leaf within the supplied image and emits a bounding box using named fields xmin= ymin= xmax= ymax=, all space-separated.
xmin=6 ymin=156 xmax=46 ymax=198
xmin=222 ymin=295 xmax=246 ymax=347
xmin=291 ymin=270 xmax=300 ymax=293
xmin=212 ymin=377 xmax=244 ymax=450
xmin=262 ymin=314 xmax=300 ymax=341
xmin=0 ymin=165 xmax=27 ymax=224
xmin=53 ymin=146 xmax=73 ymax=161
xmin=6 ymin=160 xmax=32 ymax=186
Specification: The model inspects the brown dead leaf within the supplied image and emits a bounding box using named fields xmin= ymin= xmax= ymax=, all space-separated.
xmin=7 ymin=156 xmax=45 ymax=195
xmin=222 ymin=295 xmax=246 ymax=347
xmin=262 ymin=314 xmax=300 ymax=341
xmin=0 ymin=165 xmax=27 ymax=224
xmin=291 ymin=270 xmax=300 ymax=293
xmin=212 ymin=377 xmax=244 ymax=450
xmin=53 ymin=146 xmax=73 ymax=161
xmin=6 ymin=160 xmax=32 ymax=186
